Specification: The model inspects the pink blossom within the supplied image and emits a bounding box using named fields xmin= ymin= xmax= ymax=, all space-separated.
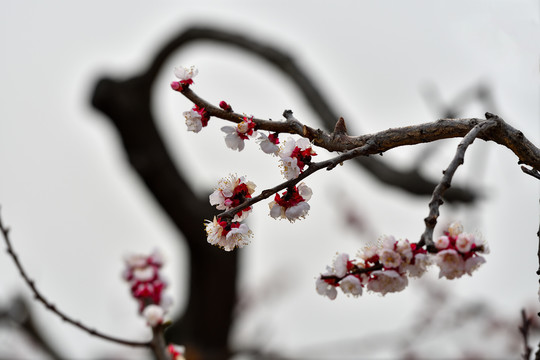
xmin=456 ymin=233 xmax=475 ymax=253
xmin=435 ymin=235 xmax=450 ymax=250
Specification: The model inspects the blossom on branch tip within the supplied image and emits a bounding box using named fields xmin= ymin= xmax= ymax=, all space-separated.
xmin=205 ymin=217 xmax=252 ymax=251
xmin=257 ymin=132 xmax=280 ymax=155
xmin=171 ymin=65 xmax=198 ymax=91
xmin=209 ymin=174 xmax=256 ymax=221
xmin=174 ymin=65 xmax=198 ymax=83
xmin=142 ymin=304 xmax=164 ymax=327
xmin=221 ymin=116 xmax=257 ymax=151
xmin=433 ymin=222 xmax=487 ymax=279
xmin=278 ymin=137 xmax=317 ymax=180
xmin=268 ymin=182 xmax=312 ymax=222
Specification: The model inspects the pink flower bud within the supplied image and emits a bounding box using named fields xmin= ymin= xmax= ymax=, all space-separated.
xmin=170 ymin=81 xmax=182 ymax=91
xmin=219 ymin=100 xmax=233 ymax=112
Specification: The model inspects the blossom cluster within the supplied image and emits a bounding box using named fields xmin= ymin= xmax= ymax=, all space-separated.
xmin=209 ymin=174 xmax=256 ymax=221
xmin=316 ymin=223 xmax=488 ymax=299
xmin=433 ymin=222 xmax=488 ymax=279
xmin=123 ymin=250 xmax=171 ymax=327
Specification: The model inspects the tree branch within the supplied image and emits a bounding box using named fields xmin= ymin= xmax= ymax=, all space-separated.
xmin=154 ymin=26 xmax=477 ymax=202
xmin=419 ymin=119 xmax=497 ymax=249
xmin=0 ymin=208 xmax=151 ymax=348
xmin=182 ymin=88 xmax=540 ymax=170
xmin=218 ymin=140 xmax=378 ymax=220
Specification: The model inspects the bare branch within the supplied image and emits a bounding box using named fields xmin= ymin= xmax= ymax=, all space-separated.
xmin=522 ymin=166 xmax=540 ymax=180
xmin=159 ymin=26 xmax=478 ymax=202
xmin=182 ymin=88 xmax=540 ymax=170
xmin=419 ymin=119 xmax=497 ymax=249
xmin=218 ymin=140 xmax=377 ymax=220
xmin=0 ymin=208 xmax=151 ymax=348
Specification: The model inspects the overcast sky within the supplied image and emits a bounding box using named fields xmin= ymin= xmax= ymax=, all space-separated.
xmin=1 ymin=1 xmax=539 ymax=359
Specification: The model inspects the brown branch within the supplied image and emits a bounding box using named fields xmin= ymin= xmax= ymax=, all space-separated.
xmin=157 ymin=26 xmax=477 ymax=202
xmin=182 ymin=87 xmax=540 ymax=170
xmin=419 ymin=119 xmax=497 ymax=249
xmin=218 ymin=140 xmax=377 ymax=220
xmin=522 ymin=166 xmax=540 ymax=180
xmin=0 ymin=208 xmax=151 ymax=348
xmin=92 ymin=53 xmax=237 ymax=359
xmin=151 ymin=326 xmax=171 ymax=360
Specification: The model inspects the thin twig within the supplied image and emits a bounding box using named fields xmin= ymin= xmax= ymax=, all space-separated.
xmin=522 ymin=166 xmax=540 ymax=180
xmin=0 ymin=207 xmax=151 ymax=348
xmin=519 ymin=309 xmax=533 ymax=360
xmin=419 ymin=118 xmax=497 ymax=249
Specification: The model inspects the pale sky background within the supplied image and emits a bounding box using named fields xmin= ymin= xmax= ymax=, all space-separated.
xmin=1 ymin=1 xmax=539 ymax=359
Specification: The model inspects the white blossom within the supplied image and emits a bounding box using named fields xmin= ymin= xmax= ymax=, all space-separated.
xmin=434 ymin=249 xmax=465 ymax=279
xmin=174 ymin=65 xmax=198 ymax=81
xmin=367 ymin=270 xmax=408 ymax=295
xmin=143 ymin=304 xmax=165 ymax=327
xmin=464 ymin=255 xmax=486 ymax=275
xmin=183 ymin=109 xmax=203 ymax=133
xmin=456 ymin=233 xmax=475 ymax=253
xmin=257 ymin=133 xmax=279 ymax=154
xmin=448 ymin=221 xmax=464 ymax=237
xmin=380 ymin=235 xmax=397 ymax=250
xmin=396 ymin=239 xmax=413 ymax=264
xmin=379 ymin=248 xmax=402 ymax=268
xmin=205 ymin=217 xmax=252 ymax=251
xmin=278 ymin=137 xmax=316 ymax=180
xmin=268 ymin=182 xmax=312 ymax=222
xmin=316 ymin=277 xmax=338 ymax=300
xmin=404 ymin=253 xmax=432 ymax=277
xmin=221 ymin=126 xmax=245 ymax=151
xmin=209 ymin=175 xmax=256 ymax=221
xmin=333 ymin=253 xmax=349 ymax=278
xmin=339 ymin=275 xmax=363 ymax=296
